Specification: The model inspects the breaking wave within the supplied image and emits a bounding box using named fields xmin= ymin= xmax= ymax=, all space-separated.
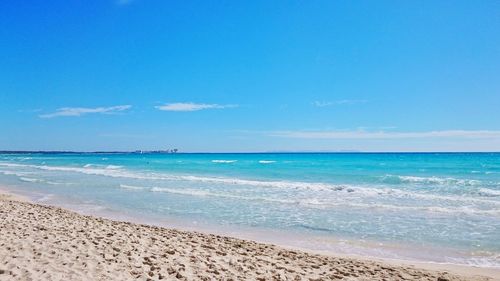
xmin=2 ymin=162 xmax=500 ymax=207
xmin=19 ymin=177 xmax=43 ymax=183
xmin=119 ymin=184 xmax=146 ymax=191
xmin=382 ymin=175 xmax=482 ymax=186
xmin=478 ymin=188 xmax=500 ymax=197
xmin=84 ymin=164 xmax=122 ymax=169
xmin=211 ymin=160 xmax=237 ymax=163
xmin=120 ymin=185 xmax=500 ymax=216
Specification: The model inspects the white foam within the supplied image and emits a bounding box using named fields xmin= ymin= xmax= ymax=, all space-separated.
xmin=149 ymin=187 xmax=295 ymax=204
xmin=47 ymin=181 xmax=70 ymax=185
xmin=151 ymin=187 xmax=211 ymax=196
xmin=0 ymin=163 xmax=24 ymax=167
xmin=367 ymin=203 xmax=500 ymax=216
xmin=373 ymin=188 xmax=500 ymax=206
xmin=3 ymin=162 xmax=500 ymax=206
xmin=384 ymin=174 xmax=482 ymax=186
xmin=478 ymin=188 xmax=500 ymax=197
xmin=259 ymin=160 xmax=276 ymax=164
xmin=19 ymin=177 xmax=43 ymax=183
xmin=295 ymin=199 xmax=500 ymax=216
xmin=119 ymin=184 xmax=146 ymax=191
xmin=84 ymin=164 xmax=121 ymax=169
xmin=211 ymin=160 xmax=237 ymax=163
xmin=0 ymin=170 xmax=29 ymax=177
xmin=142 ymin=186 xmax=500 ymax=216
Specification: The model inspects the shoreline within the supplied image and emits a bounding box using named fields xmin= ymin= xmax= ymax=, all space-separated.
xmin=0 ymin=188 xmax=498 ymax=280
xmin=4 ymin=184 xmax=499 ymax=270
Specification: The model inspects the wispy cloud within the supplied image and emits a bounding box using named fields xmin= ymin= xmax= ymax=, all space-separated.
xmin=269 ymin=130 xmax=500 ymax=139
xmin=312 ymin=100 xmax=368 ymax=107
xmin=40 ymin=105 xmax=132 ymax=118
xmin=155 ymin=102 xmax=238 ymax=112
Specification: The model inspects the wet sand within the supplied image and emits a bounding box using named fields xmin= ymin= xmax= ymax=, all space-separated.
xmin=0 ymin=191 xmax=496 ymax=280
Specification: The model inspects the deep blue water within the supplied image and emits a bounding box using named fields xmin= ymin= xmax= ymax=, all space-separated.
xmin=1 ymin=153 xmax=499 ymax=267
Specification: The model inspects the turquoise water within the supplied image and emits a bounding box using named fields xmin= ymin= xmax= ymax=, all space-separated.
xmin=1 ymin=153 xmax=499 ymax=267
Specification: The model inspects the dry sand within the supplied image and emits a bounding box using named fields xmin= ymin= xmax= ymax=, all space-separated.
xmin=0 ymin=192 xmax=496 ymax=281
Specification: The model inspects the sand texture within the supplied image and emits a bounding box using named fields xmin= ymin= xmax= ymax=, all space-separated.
xmin=0 ymin=197 xmax=493 ymax=281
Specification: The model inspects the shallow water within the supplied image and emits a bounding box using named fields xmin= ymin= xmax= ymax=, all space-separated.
xmin=1 ymin=152 xmax=499 ymax=267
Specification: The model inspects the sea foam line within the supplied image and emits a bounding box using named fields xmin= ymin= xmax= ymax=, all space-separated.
xmin=119 ymin=184 xmax=147 ymax=190
xmin=19 ymin=177 xmax=43 ymax=183
xmin=0 ymin=170 xmax=31 ymax=177
xmin=2 ymin=162 xmax=500 ymax=206
xmin=479 ymin=188 xmax=500 ymax=197
xmin=120 ymin=184 xmax=500 ymax=216
xmin=211 ymin=160 xmax=237 ymax=163
xmin=382 ymin=174 xmax=482 ymax=186
xmin=84 ymin=164 xmax=123 ymax=169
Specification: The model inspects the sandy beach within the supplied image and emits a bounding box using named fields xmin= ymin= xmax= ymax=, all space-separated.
xmin=0 ymin=191 xmax=497 ymax=281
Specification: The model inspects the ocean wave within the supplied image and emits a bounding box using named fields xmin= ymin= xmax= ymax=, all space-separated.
xmin=293 ymin=198 xmax=499 ymax=214
xmin=84 ymin=164 xmax=122 ymax=169
xmin=119 ymin=184 xmax=146 ymax=191
xmin=211 ymin=160 xmax=237 ymax=163
xmin=46 ymin=181 xmax=70 ymax=185
xmin=333 ymin=202 xmax=500 ymax=216
xmin=382 ymin=175 xmax=482 ymax=186
xmin=149 ymin=187 xmax=295 ymax=204
xmin=3 ymin=162 xmax=500 ymax=206
xmin=0 ymin=170 xmax=30 ymax=177
xmin=18 ymin=176 xmax=67 ymax=185
xmin=478 ymin=188 xmax=500 ymax=197
xmin=178 ymin=174 xmax=348 ymax=192
xmin=146 ymin=186 xmax=500 ymax=216
xmin=19 ymin=177 xmax=43 ymax=183
xmin=259 ymin=160 xmax=276 ymax=164
xmin=151 ymin=187 xmax=211 ymax=197
xmin=137 ymin=176 xmax=500 ymax=207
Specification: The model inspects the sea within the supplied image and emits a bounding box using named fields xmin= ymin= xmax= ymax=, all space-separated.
xmin=0 ymin=152 xmax=499 ymax=268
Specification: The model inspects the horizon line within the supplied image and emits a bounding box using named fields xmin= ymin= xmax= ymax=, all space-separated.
xmin=1 ymin=150 xmax=500 ymax=154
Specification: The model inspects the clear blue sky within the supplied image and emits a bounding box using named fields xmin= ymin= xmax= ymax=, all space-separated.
xmin=1 ymin=0 xmax=499 ymax=152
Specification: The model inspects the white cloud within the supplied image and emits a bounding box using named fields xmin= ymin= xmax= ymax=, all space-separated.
xmin=39 ymin=105 xmax=132 ymax=118
xmin=269 ymin=130 xmax=500 ymax=139
xmin=312 ymin=100 xmax=368 ymax=107
xmin=155 ymin=102 xmax=238 ymax=112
